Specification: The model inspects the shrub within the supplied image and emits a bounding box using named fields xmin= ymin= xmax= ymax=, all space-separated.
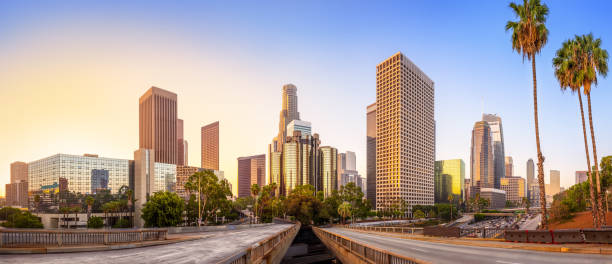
xmin=1 ymin=211 xmax=43 ymax=228
xmin=413 ymin=210 xmax=425 ymax=219
xmin=113 ymin=218 xmax=131 ymax=228
xmin=0 ymin=207 xmax=22 ymax=220
xmin=141 ymin=191 xmax=185 ymax=227
xmin=474 ymin=213 xmax=486 ymax=222
xmin=87 ymin=216 xmax=104 ymax=228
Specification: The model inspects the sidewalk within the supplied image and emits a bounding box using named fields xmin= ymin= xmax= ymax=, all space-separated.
xmin=0 ymin=233 xmax=206 ymax=254
xmin=343 ymin=228 xmax=612 ymax=255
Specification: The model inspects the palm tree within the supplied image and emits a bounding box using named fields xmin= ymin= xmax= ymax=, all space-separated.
xmin=72 ymin=206 xmax=81 ymax=228
xmin=251 ymin=184 xmax=260 ymax=222
xmin=553 ymin=39 xmax=599 ymax=227
xmin=126 ymin=189 xmax=134 ymax=227
xmin=574 ymin=33 xmax=609 ymax=227
xmin=522 ymin=197 xmax=531 ymax=214
xmin=85 ymin=196 xmax=94 ymax=221
xmin=59 ymin=206 xmax=71 ymax=229
xmin=33 ymin=194 xmax=41 ymax=213
xmin=506 ymin=0 xmax=550 ymax=228
xmin=338 ymin=202 xmax=351 ymax=225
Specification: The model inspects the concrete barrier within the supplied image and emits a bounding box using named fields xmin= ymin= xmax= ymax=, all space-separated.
xmin=583 ymin=229 xmax=612 ymax=244
xmin=167 ymin=223 xmax=273 ymax=234
xmin=504 ymin=230 xmax=528 ymax=242
xmin=423 ymin=226 xmax=460 ymax=237
xmin=527 ymin=230 xmax=553 ymax=243
xmin=552 ymin=230 xmax=584 ymax=243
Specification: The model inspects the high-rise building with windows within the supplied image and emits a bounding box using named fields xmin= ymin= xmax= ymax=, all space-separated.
xmin=139 ymin=86 xmax=178 ymax=164
xmin=375 ymin=52 xmax=435 ymax=210
xmin=471 ymin=121 xmax=494 ymax=189
xmin=319 ymin=146 xmax=338 ymax=197
xmin=435 ymin=159 xmax=465 ymax=202
xmin=177 ymin=119 xmax=188 ymax=166
xmin=287 ymin=120 xmax=311 ymax=137
xmin=366 ymin=102 xmax=377 ymax=208
xmin=526 ymin=159 xmax=535 ymax=187
xmin=505 ymin=156 xmax=513 ymax=177
xmin=10 ymin=161 xmax=28 ymax=183
xmin=91 ymin=169 xmax=109 ymax=194
xmin=575 ymin=171 xmax=588 ymax=184
xmin=237 ymin=154 xmax=266 ymax=197
xmin=549 ymin=170 xmax=561 ymax=195
xmin=500 ymin=176 xmax=526 ymax=206
xmin=272 ymin=84 xmax=300 ymax=153
xmin=201 ymin=121 xmax=219 ymax=170
xmin=482 ymin=114 xmax=505 ymax=188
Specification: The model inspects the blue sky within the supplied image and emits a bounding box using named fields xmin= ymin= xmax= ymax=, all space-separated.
xmin=1 ymin=0 xmax=611 ymax=194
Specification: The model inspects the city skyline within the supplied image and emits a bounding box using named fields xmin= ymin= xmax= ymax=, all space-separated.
xmin=2 ymin=1 xmax=612 ymax=196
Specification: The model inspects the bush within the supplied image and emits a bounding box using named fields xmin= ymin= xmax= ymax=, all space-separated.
xmin=413 ymin=210 xmax=425 ymax=219
xmin=87 ymin=216 xmax=104 ymax=228
xmin=474 ymin=213 xmax=486 ymax=222
xmin=1 ymin=211 xmax=43 ymax=228
xmin=0 ymin=207 xmax=22 ymax=220
xmin=113 ymin=218 xmax=131 ymax=228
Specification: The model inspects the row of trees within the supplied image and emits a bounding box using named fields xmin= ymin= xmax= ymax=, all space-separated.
xmin=506 ymin=0 xmax=609 ymax=228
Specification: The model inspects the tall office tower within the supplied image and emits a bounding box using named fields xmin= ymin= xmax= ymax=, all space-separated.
xmin=10 ymin=162 xmax=28 ymax=183
xmin=287 ymin=120 xmax=311 ymax=137
xmin=139 ymin=87 xmax=178 ymax=164
xmin=366 ymin=102 xmax=377 ymax=208
xmin=482 ymin=114 xmax=505 ymax=188
xmin=575 ymin=171 xmax=588 ymax=184
xmin=201 ymin=121 xmax=219 ymax=170
xmin=237 ymin=154 xmax=266 ymax=197
xmin=526 ymin=159 xmax=535 ymax=187
xmin=549 ymin=170 xmax=561 ymax=195
xmin=133 ymin=148 xmax=155 ymax=228
xmin=282 ymin=131 xmax=320 ymax=194
xmin=337 ymin=150 xmax=359 ymax=189
xmin=319 ymin=146 xmax=338 ymax=197
xmin=471 ymin=121 xmax=494 ymax=189
xmin=273 ymin=84 xmax=301 ymax=152
xmin=345 ymin=151 xmax=356 ymax=171
xmin=435 ymin=159 xmax=466 ymax=202
xmin=177 ymin=119 xmax=188 ymax=166
xmin=375 ymin=52 xmax=435 ymax=210
xmin=505 ymin=156 xmax=513 ymax=177
xmin=337 ymin=153 xmax=346 ymax=177
xmin=269 ymin=148 xmax=283 ymax=195
xmin=500 ymin=176 xmax=526 ymax=206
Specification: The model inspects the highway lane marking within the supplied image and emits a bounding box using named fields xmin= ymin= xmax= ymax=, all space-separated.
xmin=495 ymin=261 xmax=522 ymax=264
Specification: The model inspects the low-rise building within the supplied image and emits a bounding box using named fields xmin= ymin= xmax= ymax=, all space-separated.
xmin=479 ymin=188 xmax=506 ymax=209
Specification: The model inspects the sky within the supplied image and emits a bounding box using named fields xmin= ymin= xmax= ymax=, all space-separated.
xmin=1 ymin=0 xmax=611 ymax=196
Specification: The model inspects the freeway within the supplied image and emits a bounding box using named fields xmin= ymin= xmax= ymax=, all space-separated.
xmin=0 ymin=224 xmax=293 ymax=264
xmin=325 ymin=227 xmax=611 ymax=264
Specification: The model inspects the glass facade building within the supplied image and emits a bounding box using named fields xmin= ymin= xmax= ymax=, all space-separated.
xmin=154 ymin=162 xmax=177 ymax=193
xmin=29 ymin=154 xmax=131 ymax=196
xmin=434 ymin=159 xmax=465 ymax=202
xmin=319 ymin=146 xmax=338 ymax=197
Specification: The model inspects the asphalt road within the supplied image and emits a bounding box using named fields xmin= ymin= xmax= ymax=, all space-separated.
xmin=325 ymin=227 xmax=612 ymax=264
xmin=0 ymin=224 xmax=293 ymax=264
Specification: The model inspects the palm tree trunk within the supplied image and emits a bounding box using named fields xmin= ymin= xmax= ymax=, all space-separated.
xmin=586 ymin=91 xmax=606 ymax=227
xmin=531 ymin=55 xmax=548 ymax=229
xmin=578 ymin=91 xmax=598 ymax=227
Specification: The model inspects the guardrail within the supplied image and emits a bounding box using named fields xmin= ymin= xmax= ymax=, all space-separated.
xmin=218 ymin=223 xmax=300 ymax=264
xmin=460 ymin=228 xmax=509 ymax=238
xmin=313 ymin=227 xmax=424 ymax=264
xmin=340 ymin=225 xmax=423 ymax=235
xmin=0 ymin=228 xmax=167 ymax=248
xmin=505 ymin=229 xmax=612 ymax=244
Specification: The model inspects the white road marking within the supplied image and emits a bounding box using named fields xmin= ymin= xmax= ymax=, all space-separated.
xmin=496 ymin=260 xmax=522 ymax=264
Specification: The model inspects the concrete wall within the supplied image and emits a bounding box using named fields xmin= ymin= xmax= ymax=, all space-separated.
xmin=167 ymin=223 xmax=273 ymax=234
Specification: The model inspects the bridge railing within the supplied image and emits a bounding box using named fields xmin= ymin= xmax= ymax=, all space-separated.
xmin=340 ymin=225 xmax=424 ymax=235
xmin=0 ymin=228 xmax=167 ymax=248
xmin=218 ymin=223 xmax=300 ymax=264
xmin=313 ymin=227 xmax=425 ymax=264
xmin=460 ymin=228 xmax=508 ymax=238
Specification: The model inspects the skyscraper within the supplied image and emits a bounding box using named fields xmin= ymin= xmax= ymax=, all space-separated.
xmin=375 ymin=52 xmax=435 ymax=210
xmin=287 ymin=120 xmax=311 ymax=137
xmin=575 ymin=171 xmax=588 ymax=184
xmin=281 ymin=131 xmax=320 ymax=194
xmin=319 ymin=146 xmax=338 ymax=197
xmin=366 ymin=102 xmax=376 ymax=208
xmin=549 ymin=170 xmax=561 ymax=195
xmin=10 ymin=161 xmax=28 ymax=183
xmin=526 ymin=158 xmax=535 ymax=187
xmin=177 ymin=119 xmax=188 ymax=166
xmin=201 ymin=121 xmax=219 ymax=170
xmin=139 ymin=86 xmax=178 ymax=164
xmin=505 ymin=156 xmax=513 ymax=176
xmin=337 ymin=151 xmax=361 ymax=190
xmin=471 ymin=121 xmax=494 ymax=189
xmin=237 ymin=154 xmax=266 ymax=197
xmin=273 ymin=84 xmax=300 ymax=152
xmin=435 ymin=159 xmax=465 ymax=202
xmin=500 ymin=176 xmax=526 ymax=206
xmin=482 ymin=114 xmax=505 ymax=188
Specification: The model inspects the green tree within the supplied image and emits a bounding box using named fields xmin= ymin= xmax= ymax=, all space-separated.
xmin=1 ymin=211 xmax=43 ymax=228
xmin=284 ymin=185 xmax=321 ymax=225
xmin=184 ymin=170 xmax=230 ymax=226
xmin=338 ymin=202 xmax=352 ymax=224
xmin=0 ymin=207 xmax=21 ymax=220
xmin=553 ymin=37 xmax=600 ymax=227
xmin=522 ymin=197 xmax=531 ymax=214
xmin=141 ymin=191 xmax=185 ymax=227
xmin=506 ymin=0 xmax=550 ymax=228
xmin=448 ymin=194 xmax=454 ymax=220
xmin=87 ymin=216 xmax=104 ymax=229
xmin=413 ymin=210 xmax=425 ymax=219
xmin=85 ymin=196 xmax=94 ymax=221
